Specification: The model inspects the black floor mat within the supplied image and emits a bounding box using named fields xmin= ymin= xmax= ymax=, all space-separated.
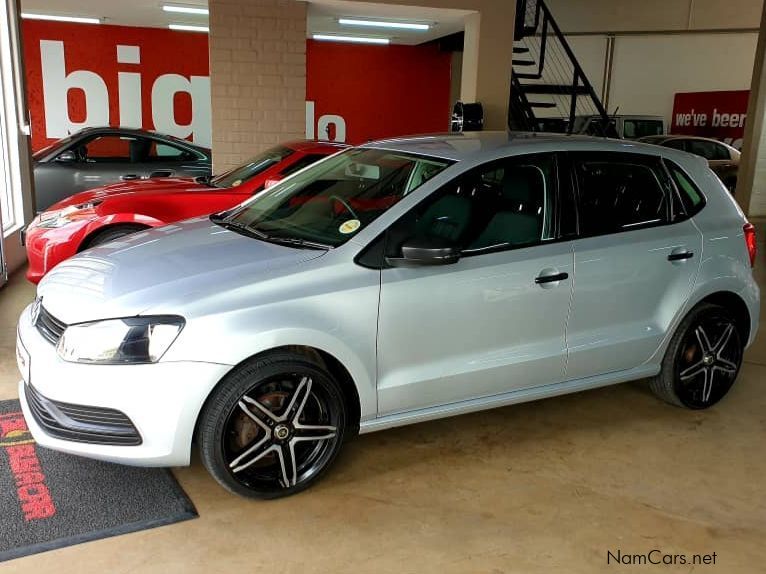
xmin=0 ymin=399 xmax=197 ymax=562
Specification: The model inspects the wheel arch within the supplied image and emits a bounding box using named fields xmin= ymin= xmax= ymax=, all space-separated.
xmin=193 ymin=344 xmax=363 ymax=443
xmin=77 ymin=215 xmax=164 ymax=251
xmin=695 ymin=290 xmax=751 ymax=343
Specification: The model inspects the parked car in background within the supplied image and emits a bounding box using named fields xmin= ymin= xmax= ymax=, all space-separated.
xmin=17 ymin=132 xmax=758 ymax=499
xmin=32 ymin=127 xmax=212 ymax=211
xmin=638 ymin=135 xmax=740 ymax=193
xmin=23 ymin=140 xmax=345 ymax=282
xmin=574 ymin=114 xmax=665 ymax=139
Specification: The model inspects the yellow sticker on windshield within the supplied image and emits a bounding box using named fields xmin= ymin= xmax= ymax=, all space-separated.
xmin=339 ymin=219 xmax=361 ymax=234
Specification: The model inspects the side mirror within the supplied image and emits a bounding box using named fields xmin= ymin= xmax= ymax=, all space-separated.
xmin=56 ymin=151 xmax=77 ymax=163
xmin=385 ymin=237 xmax=461 ymax=267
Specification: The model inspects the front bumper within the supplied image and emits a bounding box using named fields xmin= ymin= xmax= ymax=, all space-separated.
xmin=24 ymin=222 xmax=89 ymax=284
xmin=17 ymin=303 xmax=232 ymax=467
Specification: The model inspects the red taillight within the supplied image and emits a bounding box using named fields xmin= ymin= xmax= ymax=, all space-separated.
xmin=744 ymin=222 xmax=757 ymax=267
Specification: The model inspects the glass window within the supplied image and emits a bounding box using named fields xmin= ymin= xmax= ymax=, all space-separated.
xmin=685 ymin=139 xmax=729 ymax=161
xmin=573 ymin=156 xmax=670 ymax=235
xmin=666 ymin=160 xmax=704 ymax=214
xmin=72 ymin=135 xmax=144 ymax=163
xmin=385 ymin=154 xmax=556 ymax=258
xmin=211 ymin=146 xmax=294 ymax=188
xmin=149 ymin=141 xmax=193 ymax=161
xmin=663 ymin=139 xmax=687 ymax=151
xmin=278 ymin=154 xmax=327 ymax=178
xmin=219 ymin=148 xmax=453 ymax=248
xmin=624 ymin=120 xmax=664 ymax=139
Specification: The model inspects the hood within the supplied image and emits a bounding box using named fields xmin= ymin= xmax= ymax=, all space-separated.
xmin=38 ymin=217 xmax=327 ymax=324
xmin=48 ymin=177 xmax=206 ymax=210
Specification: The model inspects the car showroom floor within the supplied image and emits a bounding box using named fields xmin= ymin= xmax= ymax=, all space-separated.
xmin=1 ymin=237 xmax=765 ymax=574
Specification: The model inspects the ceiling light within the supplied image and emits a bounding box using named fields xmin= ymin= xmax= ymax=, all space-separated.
xmin=313 ymin=34 xmax=389 ymax=45
xmin=338 ymin=18 xmax=429 ymax=31
xmin=21 ymin=13 xmax=101 ymax=24
xmin=163 ymin=5 xmax=209 ymax=16
xmin=169 ymin=24 xmax=209 ymax=32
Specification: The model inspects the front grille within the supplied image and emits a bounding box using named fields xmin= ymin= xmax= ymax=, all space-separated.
xmin=25 ymin=383 xmax=142 ymax=446
xmin=35 ymin=304 xmax=66 ymax=345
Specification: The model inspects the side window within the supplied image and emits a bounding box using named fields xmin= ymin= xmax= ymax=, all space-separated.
xmin=664 ymin=139 xmax=687 ymax=151
xmin=148 ymin=141 xmax=195 ymax=161
xmin=71 ymin=135 xmax=139 ymax=163
xmin=686 ymin=139 xmax=718 ymax=160
xmin=278 ymin=154 xmax=326 ymax=178
xmin=624 ymin=120 xmax=664 ymax=139
xmin=712 ymin=143 xmax=731 ymax=161
xmin=385 ymin=154 xmax=556 ymax=258
xmin=665 ymin=160 xmax=705 ymax=215
xmin=573 ymin=154 xmax=671 ymax=235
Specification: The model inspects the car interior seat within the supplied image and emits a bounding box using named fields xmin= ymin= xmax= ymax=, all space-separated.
xmin=469 ymin=167 xmax=544 ymax=249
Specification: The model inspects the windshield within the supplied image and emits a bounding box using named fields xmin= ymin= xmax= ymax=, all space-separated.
xmin=218 ymin=148 xmax=453 ymax=247
xmin=211 ymin=146 xmax=294 ymax=188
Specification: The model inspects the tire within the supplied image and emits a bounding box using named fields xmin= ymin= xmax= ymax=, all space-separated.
xmin=84 ymin=225 xmax=146 ymax=249
xmin=198 ymin=351 xmax=347 ymax=499
xmin=650 ymin=303 xmax=744 ymax=409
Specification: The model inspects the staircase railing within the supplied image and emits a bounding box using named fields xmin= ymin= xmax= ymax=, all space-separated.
xmin=511 ymin=0 xmax=614 ymax=136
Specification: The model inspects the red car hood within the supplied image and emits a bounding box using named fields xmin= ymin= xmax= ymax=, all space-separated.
xmin=48 ymin=177 xmax=210 ymax=210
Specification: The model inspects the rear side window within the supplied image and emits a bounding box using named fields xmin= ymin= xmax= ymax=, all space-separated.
xmin=665 ymin=160 xmax=705 ymax=215
xmin=624 ymin=120 xmax=664 ymax=139
xmin=572 ymin=154 xmax=670 ymax=235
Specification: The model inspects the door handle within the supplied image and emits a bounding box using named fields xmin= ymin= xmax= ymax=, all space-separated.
xmin=121 ymin=174 xmax=140 ymax=181
xmin=668 ymin=251 xmax=694 ymax=262
xmin=535 ymin=272 xmax=569 ymax=284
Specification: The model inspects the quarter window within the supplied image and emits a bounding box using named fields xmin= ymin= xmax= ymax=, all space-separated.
xmin=573 ymin=155 xmax=670 ymax=235
xmin=666 ymin=160 xmax=704 ymax=214
xmin=385 ymin=154 xmax=556 ymax=258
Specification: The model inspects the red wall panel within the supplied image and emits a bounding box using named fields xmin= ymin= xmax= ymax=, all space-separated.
xmin=23 ymin=21 xmax=209 ymax=151
xmin=306 ymin=39 xmax=452 ymax=144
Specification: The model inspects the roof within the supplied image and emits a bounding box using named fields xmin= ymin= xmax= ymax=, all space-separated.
xmin=283 ymin=140 xmax=349 ymax=153
xmin=361 ymin=131 xmax=681 ymax=162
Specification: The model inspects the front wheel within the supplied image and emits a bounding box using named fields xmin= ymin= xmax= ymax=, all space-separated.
xmin=650 ymin=303 xmax=743 ymax=409
xmin=198 ymin=352 xmax=347 ymax=499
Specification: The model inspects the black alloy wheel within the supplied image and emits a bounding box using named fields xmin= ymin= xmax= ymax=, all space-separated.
xmin=198 ymin=352 xmax=347 ymax=498
xmin=651 ymin=304 xmax=744 ymax=409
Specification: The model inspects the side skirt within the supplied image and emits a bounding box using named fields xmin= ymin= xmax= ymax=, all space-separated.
xmin=359 ymin=364 xmax=660 ymax=434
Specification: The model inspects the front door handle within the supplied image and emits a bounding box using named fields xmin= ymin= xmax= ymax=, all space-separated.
xmin=121 ymin=174 xmax=139 ymax=181
xmin=668 ymin=250 xmax=694 ymax=262
xmin=535 ymin=272 xmax=569 ymax=284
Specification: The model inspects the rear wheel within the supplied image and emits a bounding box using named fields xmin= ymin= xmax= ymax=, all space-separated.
xmin=650 ymin=303 xmax=743 ymax=409
xmin=83 ymin=225 xmax=147 ymax=249
xmin=198 ymin=351 xmax=347 ymax=499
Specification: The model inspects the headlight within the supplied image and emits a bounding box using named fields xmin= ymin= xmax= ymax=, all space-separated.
xmin=57 ymin=316 xmax=185 ymax=364
xmin=35 ymin=201 xmax=102 ymax=229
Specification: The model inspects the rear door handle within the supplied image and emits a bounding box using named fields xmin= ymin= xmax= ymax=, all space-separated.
xmin=535 ymin=272 xmax=569 ymax=284
xmin=121 ymin=174 xmax=139 ymax=181
xmin=668 ymin=251 xmax=694 ymax=262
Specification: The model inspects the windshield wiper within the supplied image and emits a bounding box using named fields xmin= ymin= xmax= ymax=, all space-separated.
xmin=210 ymin=214 xmax=330 ymax=249
xmin=264 ymin=235 xmax=332 ymax=250
xmin=209 ymin=213 xmax=269 ymax=240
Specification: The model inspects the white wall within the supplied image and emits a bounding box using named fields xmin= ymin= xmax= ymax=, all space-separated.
xmin=565 ymin=32 xmax=758 ymax=125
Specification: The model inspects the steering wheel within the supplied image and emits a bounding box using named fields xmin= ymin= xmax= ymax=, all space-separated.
xmin=328 ymin=195 xmax=359 ymax=220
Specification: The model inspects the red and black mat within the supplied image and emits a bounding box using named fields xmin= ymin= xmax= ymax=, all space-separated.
xmin=0 ymin=399 xmax=197 ymax=562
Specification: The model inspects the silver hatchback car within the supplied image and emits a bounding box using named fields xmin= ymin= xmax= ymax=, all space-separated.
xmin=16 ymin=132 xmax=759 ymax=499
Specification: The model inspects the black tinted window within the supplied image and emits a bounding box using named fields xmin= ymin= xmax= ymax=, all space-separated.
xmin=664 ymin=139 xmax=686 ymax=151
xmin=686 ymin=140 xmax=729 ymax=161
xmin=573 ymin=155 xmax=670 ymax=235
xmin=624 ymin=120 xmax=664 ymax=139
xmin=386 ymin=154 xmax=556 ymax=257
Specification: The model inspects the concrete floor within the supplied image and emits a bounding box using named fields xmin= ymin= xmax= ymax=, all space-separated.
xmin=1 ymin=256 xmax=765 ymax=573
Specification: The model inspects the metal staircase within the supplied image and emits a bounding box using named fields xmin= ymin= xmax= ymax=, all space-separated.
xmin=510 ymin=0 xmax=615 ymax=136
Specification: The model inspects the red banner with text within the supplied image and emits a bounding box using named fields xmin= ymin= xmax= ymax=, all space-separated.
xmin=22 ymin=21 xmax=452 ymax=153
xmin=671 ymin=90 xmax=750 ymax=149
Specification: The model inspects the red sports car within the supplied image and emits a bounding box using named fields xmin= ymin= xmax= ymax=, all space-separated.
xmin=24 ymin=140 xmax=346 ymax=283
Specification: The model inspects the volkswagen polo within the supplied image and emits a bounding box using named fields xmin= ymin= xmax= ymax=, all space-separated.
xmin=16 ymin=132 xmax=759 ymax=499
